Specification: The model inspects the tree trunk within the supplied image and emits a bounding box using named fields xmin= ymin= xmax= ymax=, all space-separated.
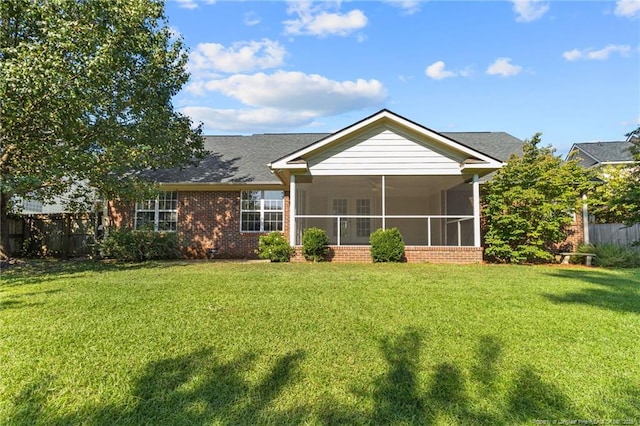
xmin=0 ymin=192 xmax=11 ymax=260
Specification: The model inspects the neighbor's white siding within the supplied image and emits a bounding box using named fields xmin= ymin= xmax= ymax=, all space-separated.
xmin=307 ymin=127 xmax=465 ymax=176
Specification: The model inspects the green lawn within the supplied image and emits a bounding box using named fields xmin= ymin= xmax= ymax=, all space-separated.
xmin=1 ymin=261 xmax=639 ymax=425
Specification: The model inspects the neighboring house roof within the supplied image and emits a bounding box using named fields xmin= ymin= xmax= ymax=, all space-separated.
xmin=567 ymin=141 xmax=634 ymax=168
xmin=144 ymin=109 xmax=524 ymax=185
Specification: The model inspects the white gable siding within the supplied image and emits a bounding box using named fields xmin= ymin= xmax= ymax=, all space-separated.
xmin=307 ymin=128 xmax=465 ymax=176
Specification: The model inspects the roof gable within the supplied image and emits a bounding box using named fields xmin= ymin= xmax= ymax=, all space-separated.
xmin=270 ymin=109 xmax=505 ymax=175
xmin=567 ymin=141 xmax=634 ymax=167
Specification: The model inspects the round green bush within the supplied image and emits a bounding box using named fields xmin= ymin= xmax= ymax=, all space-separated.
xmin=370 ymin=227 xmax=405 ymax=262
xmin=255 ymin=232 xmax=294 ymax=262
xmin=302 ymin=227 xmax=330 ymax=262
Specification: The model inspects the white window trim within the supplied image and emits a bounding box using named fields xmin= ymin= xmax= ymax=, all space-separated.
xmin=134 ymin=191 xmax=178 ymax=232
xmin=240 ymin=190 xmax=284 ymax=233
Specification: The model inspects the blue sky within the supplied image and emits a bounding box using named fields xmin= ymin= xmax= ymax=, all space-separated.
xmin=165 ymin=0 xmax=640 ymax=155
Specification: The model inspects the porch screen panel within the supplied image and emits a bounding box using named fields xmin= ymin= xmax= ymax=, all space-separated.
xmin=293 ymin=175 xmax=473 ymax=246
xmin=356 ymin=199 xmax=371 ymax=238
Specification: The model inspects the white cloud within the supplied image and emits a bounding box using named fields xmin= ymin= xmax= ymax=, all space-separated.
xmin=174 ymin=0 xmax=216 ymax=9
xmin=510 ymin=0 xmax=550 ymax=22
xmin=180 ymin=107 xmax=317 ymax=132
xmin=283 ymin=2 xmax=368 ymax=37
xmin=562 ymin=44 xmax=632 ymax=61
xmin=486 ymin=58 xmax=523 ymax=77
xmin=199 ymin=71 xmax=387 ymax=114
xmin=244 ymin=11 xmax=261 ymax=26
xmin=562 ymin=49 xmax=582 ymax=61
xmin=188 ymin=39 xmax=286 ymax=75
xmin=180 ymin=71 xmax=386 ymax=130
xmin=615 ymin=0 xmax=640 ymax=18
xmin=425 ymin=61 xmax=457 ymax=80
xmin=384 ymin=1 xmax=422 ymax=15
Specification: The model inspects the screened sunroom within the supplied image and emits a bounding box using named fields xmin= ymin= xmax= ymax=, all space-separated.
xmin=291 ymin=175 xmax=478 ymax=247
xmin=270 ymin=110 xmax=504 ymax=252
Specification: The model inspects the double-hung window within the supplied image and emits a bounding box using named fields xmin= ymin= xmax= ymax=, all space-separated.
xmin=135 ymin=191 xmax=178 ymax=231
xmin=241 ymin=190 xmax=284 ymax=232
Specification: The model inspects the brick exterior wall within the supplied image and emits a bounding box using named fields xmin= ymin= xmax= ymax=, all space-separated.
xmin=109 ymin=191 xmax=585 ymax=263
xmin=107 ymin=200 xmax=134 ymax=229
xmin=108 ymin=191 xmax=290 ymax=259
xmin=554 ymin=209 xmax=586 ymax=252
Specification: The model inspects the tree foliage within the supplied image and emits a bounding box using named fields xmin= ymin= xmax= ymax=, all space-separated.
xmin=482 ymin=134 xmax=594 ymax=264
xmin=614 ymin=125 xmax=640 ymax=226
xmin=0 ymin=0 xmax=205 ymax=258
xmin=587 ymin=165 xmax=636 ymax=224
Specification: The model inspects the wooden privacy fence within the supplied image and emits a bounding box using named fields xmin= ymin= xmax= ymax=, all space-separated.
xmin=588 ymin=223 xmax=640 ymax=247
xmin=7 ymin=213 xmax=97 ymax=257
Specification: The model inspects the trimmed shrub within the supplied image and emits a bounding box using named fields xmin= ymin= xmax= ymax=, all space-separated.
xmin=101 ymin=230 xmax=181 ymax=262
xmin=578 ymin=243 xmax=640 ymax=268
xmin=370 ymin=227 xmax=405 ymax=263
xmin=302 ymin=227 xmax=330 ymax=262
xmin=255 ymin=232 xmax=294 ymax=262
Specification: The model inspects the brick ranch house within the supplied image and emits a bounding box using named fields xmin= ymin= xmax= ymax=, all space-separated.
xmin=108 ymin=109 xmax=585 ymax=263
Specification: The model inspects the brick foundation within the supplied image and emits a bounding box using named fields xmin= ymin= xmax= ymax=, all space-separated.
xmin=291 ymin=245 xmax=483 ymax=264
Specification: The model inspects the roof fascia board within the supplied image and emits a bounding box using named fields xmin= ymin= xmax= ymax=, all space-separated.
xmin=598 ymin=161 xmax=636 ymax=166
xmin=158 ymin=182 xmax=286 ymax=191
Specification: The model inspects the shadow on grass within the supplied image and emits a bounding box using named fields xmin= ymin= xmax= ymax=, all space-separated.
xmin=321 ymin=329 xmax=577 ymax=425
xmin=0 ymin=289 xmax=61 ymax=311
xmin=13 ymin=330 xmax=637 ymax=424
xmin=123 ymin=348 xmax=307 ymax=424
xmin=6 ymin=348 xmax=307 ymax=425
xmin=0 ymin=259 xmax=191 ymax=287
xmin=543 ymin=269 xmax=640 ymax=314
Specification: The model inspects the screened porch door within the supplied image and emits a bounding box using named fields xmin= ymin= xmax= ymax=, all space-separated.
xmin=331 ymin=197 xmax=372 ymax=245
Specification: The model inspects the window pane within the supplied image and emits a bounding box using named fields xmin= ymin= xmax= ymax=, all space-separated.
xmin=242 ymin=200 xmax=260 ymax=211
xmin=158 ymin=212 xmax=177 ymax=231
xmin=135 ymin=212 xmax=155 ymax=230
xmin=264 ymin=212 xmax=283 ymax=231
xmin=241 ymin=212 xmax=261 ymax=232
xmin=240 ymin=190 xmax=283 ymax=232
xmin=135 ymin=192 xmax=178 ymax=232
xmin=242 ymin=191 xmax=260 ymax=201
xmin=264 ymin=199 xmax=283 ymax=210
xmin=136 ymin=199 xmax=154 ymax=211
xmin=263 ymin=190 xmax=284 ymax=200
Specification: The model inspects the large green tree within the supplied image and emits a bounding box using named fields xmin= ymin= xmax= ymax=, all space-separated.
xmin=483 ymin=134 xmax=594 ymax=264
xmin=0 ymin=0 xmax=205 ymax=259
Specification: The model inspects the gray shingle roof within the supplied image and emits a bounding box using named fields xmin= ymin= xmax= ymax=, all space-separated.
xmin=570 ymin=141 xmax=634 ymax=167
xmin=441 ymin=132 xmax=523 ymax=162
xmin=146 ymin=131 xmax=523 ymax=184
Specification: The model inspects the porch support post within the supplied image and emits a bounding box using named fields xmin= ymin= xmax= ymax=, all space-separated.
xmin=473 ymin=174 xmax=481 ymax=247
xmin=289 ymin=175 xmax=296 ymax=245
xmin=382 ymin=175 xmax=386 ymax=230
xmin=582 ymin=193 xmax=589 ymax=245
